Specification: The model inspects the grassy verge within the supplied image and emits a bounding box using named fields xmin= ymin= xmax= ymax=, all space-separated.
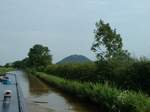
xmin=0 ymin=67 xmax=14 ymax=75
xmin=33 ymin=72 xmax=150 ymax=112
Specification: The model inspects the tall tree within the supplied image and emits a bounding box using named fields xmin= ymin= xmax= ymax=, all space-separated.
xmin=91 ymin=20 xmax=129 ymax=60
xmin=28 ymin=44 xmax=52 ymax=67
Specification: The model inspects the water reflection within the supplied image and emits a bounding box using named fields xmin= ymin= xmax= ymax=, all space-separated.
xmin=1 ymin=103 xmax=10 ymax=112
xmin=28 ymin=74 xmax=49 ymax=95
xmin=15 ymin=71 xmax=100 ymax=112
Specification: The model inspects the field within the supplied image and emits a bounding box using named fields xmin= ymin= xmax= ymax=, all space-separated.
xmin=0 ymin=67 xmax=14 ymax=75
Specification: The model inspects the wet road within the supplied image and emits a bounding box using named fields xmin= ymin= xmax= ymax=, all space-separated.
xmin=12 ymin=71 xmax=100 ymax=112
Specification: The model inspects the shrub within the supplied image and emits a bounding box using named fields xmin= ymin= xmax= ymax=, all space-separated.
xmin=43 ymin=58 xmax=150 ymax=94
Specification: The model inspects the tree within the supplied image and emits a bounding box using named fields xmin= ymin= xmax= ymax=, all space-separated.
xmin=13 ymin=58 xmax=30 ymax=68
xmin=91 ymin=20 xmax=129 ymax=60
xmin=28 ymin=44 xmax=52 ymax=68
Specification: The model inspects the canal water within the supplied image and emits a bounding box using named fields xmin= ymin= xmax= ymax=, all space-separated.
xmin=12 ymin=71 xmax=100 ymax=112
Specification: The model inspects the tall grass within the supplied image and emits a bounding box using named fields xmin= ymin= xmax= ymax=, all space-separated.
xmin=34 ymin=72 xmax=150 ymax=112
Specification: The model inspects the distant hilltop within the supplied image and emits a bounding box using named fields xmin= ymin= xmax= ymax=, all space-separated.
xmin=57 ymin=55 xmax=92 ymax=64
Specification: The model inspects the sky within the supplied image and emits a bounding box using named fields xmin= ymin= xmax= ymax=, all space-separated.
xmin=0 ymin=0 xmax=150 ymax=65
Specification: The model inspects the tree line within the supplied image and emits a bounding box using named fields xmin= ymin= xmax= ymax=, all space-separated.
xmin=12 ymin=19 xmax=150 ymax=95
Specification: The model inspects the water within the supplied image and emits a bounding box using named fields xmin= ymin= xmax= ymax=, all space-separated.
xmin=12 ymin=71 xmax=100 ymax=112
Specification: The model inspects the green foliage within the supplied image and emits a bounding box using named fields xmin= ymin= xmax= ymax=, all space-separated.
xmin=13 ymin=44 xmax=53 ymax=69
xmin=4 ymin=63 xmax=12 ymax=67
xmin=35 ymin=72 xmax=150 ymax=112
xmin=28 ymin=44 xmax=52 ymax=68
xmin=125 ymin=60 xmax=150 ymax=93
xmin=44 ymin=58 xmax=150 ymax=95
xmin=45 ymin=63 xmax=97 ymax=81
xmin=13 ymin=58 xmax=30 ymax=68
xmin=91 ymin=20 xmax=130 ymax=60
xmin=94 ymin=58 xmax=150 ymax=94
xmin=0 ymin=67 xmax=14 ymax=75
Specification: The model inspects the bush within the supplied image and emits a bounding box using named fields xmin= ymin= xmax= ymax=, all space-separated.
xmin=96 ymin=58 xmax=150 ymax=94
xmin=125 ymin=61 xmax=150 ymax=93
xmin=43 ymin=58 xmax=150 ymax=95
xmin=45 ymin=63 xmax=97 ymax=81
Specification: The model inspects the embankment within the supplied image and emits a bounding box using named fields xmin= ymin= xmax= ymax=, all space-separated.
xmin=32 ymin=71 xmax=150 ymax=112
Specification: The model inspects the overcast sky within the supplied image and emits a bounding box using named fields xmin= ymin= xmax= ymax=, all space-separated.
xmin=0 ymin=0 xmax=150 ymax=65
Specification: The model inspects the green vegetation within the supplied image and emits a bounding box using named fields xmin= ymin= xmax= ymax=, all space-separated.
xmin=13 ymin=44 xmax=52 ymax=69
xmin=12 ymin=19 xmax=150 ymax=112
xmin=28 ymin=44 xmax=52 ymax=67
xmin=33 ymin=72 xmax=150 ymax=112
xmin=0 ymin=67 xmax=14 ymax=75
xmin=91 ymin=20 xmax=130 ymax=60
xmin=43 ymin=58 xmax=150 ymax=94
xmin=44 ymin=63 xmax=97 ymax=81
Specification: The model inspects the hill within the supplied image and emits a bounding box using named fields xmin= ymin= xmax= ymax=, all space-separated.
xmin=57 ymin=55 xmax=92 ymax=64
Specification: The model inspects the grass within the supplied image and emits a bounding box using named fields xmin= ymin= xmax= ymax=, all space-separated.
xmin=33 ymin=72 xmax=150 ymax=112
xmin=0 ymin=67 xmax=14 ymax=75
